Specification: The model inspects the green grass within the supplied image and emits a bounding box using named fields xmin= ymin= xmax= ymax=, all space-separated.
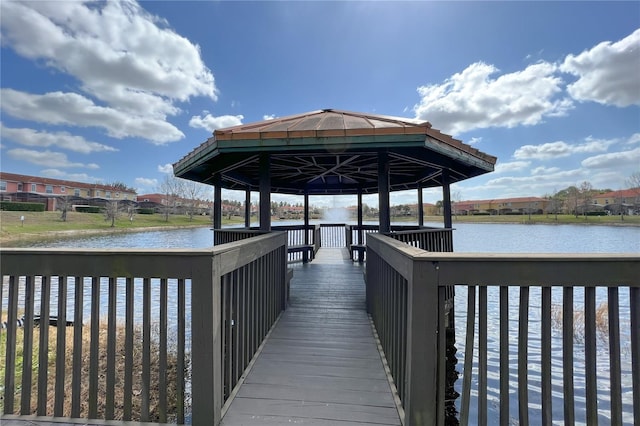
xmin=1 ymin=210 xmax=245 ymax=246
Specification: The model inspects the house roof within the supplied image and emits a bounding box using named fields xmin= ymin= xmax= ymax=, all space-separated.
xmin=0 ymin=172 xmax=137 ymax=194
xmin=593 ymin=188 xmax=640 ymax=199
xmin=174 ymin=109 xmax=497 ymax=196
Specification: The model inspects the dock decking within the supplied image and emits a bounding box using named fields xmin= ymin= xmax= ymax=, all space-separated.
xmin=221 ymin=248 xmax=401 ymax=425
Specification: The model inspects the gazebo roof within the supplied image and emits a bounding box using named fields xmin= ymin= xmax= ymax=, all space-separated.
xmin=173 ymin=109 xmax=497 ymax=195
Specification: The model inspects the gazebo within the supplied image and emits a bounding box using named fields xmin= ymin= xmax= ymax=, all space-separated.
xmin=173 ymin=109 xmax=496 ymax=235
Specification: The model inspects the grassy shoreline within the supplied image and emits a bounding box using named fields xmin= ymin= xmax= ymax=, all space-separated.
xmin=0 ymin=211 xmax=243 ymax=247
xmin=2 ymin=211 xmax=638 ymax=247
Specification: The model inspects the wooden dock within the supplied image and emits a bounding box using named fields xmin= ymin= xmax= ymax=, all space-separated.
xmin=221 ymin=248 xmax=401 ymax=425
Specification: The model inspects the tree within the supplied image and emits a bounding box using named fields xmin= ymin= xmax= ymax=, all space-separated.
xmin=579 ymin=181 xmax=594 ymax=218
xmin=58 ymin=196 xmax=72 ymax=222
xmin=180 ymin=178 xmax=208 ymax=221
xmin=104 ymin=200 xmax=119 ymax=227
xmin=158 ymin=175 xmax=183 ymax=222
xmin=626 ymin=171 xmax=640 ymax=214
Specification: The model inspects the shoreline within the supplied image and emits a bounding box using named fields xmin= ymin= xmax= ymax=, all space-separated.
xmin=1 ymin=224 xmax=212 ymax=247
xmin=3 ymin=216 xmax=639 ymax=247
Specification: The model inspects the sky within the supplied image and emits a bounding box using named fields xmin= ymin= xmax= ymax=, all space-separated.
xmin=1 ymin=1 xmax=639 ymax=208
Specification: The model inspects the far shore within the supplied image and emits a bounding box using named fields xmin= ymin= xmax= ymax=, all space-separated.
xmin=2 ymin=211 xmax=638 ymax=247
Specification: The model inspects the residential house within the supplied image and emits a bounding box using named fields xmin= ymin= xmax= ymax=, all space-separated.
xmin=0 ymin=172 xmax=137 ymax=211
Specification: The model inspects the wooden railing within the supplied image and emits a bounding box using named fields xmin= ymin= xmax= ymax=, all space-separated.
xmin=365 ymin=233 xmax=640 ymax=426
xmin=0 ymin=232 xmax=288 ymax=425
xmin=346 ymin=225 xmax=454 ymax=261
xmin=318 ymin=223 xmax=348 ymax=247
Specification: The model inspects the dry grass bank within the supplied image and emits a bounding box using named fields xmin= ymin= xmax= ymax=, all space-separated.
xmin=0 ymin=319 xmax=189 ymax=422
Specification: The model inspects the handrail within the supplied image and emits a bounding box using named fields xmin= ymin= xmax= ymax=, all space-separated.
xmin=365 ymin=233 xmax=640 ymax=426
xmin=0 ymin=231 xmax=288 ymax=425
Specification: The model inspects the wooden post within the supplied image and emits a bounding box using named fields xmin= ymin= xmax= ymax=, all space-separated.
xmin=357 ymin=189 xmax=363 ymax=244
xmin=405 ymin=259 xmax=440 ymax=425
xmin=304 ymin=191 xmax=310 ymax=262
xmin=213 ymin=174 xmax=222 ymax=230
xmin=442 ymin=170 xmax=452 ymax=229
xmin=191 ymin=255 xmax=222 ymax=425
xmin=417 ymin=184 xmax=424 ymax=228
xmin=244 ymin=189 xmax=251 ymax=228
xmin=259 ymin=153 xmax=271 ymax=231
xmin=378 ymin=151 xmax=391 ymax=234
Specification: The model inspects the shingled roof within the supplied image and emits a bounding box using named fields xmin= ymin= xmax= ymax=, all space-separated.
xmin=174 ymin=109 xmax=497 ymax=195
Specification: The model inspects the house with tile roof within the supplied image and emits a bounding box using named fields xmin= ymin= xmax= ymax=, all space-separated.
xmin=0 ymin=171 xmax=137 ymax=211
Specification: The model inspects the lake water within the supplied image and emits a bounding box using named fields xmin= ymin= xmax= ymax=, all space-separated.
xmin=8 ymin=222 xmax=640 ymax=424
xmin=18 ymin=221 xmax=640 ymax=253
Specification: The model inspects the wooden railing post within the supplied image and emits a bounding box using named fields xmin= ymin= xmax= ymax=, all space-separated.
xmin=191 ymin=254 xmax=223 ymax=425
xmin=405 ymin=259 xmax=440 ymax=426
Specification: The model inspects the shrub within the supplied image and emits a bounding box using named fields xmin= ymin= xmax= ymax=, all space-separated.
xmin=0 ymin=201 xmax=45 ymax=212
xmin=137 ymin=208 xmax=155 ymax=215
xmin=75 ymin=206 xmax=102 ymax=214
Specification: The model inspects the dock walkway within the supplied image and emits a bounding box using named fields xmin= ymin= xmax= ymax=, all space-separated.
xmin=221 ymin=247 xmax=401 ymax=425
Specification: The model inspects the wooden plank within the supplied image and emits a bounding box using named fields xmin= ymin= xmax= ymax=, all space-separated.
xmin=221 ymin=248 xmax=401 ymax=426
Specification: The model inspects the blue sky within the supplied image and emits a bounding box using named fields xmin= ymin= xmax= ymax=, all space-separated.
xmin=1 ymin=1 xmax=639 ymax=208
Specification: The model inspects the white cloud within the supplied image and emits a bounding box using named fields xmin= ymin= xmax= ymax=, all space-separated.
xmin=626 ymin=133 xmax=640 ymax=145
xmin=158 ymin=163 xmax=173 ymax=174
xmin=467 ymin=137 xmax=482 ymax=145
xmin=581 ymin=147 xmax=640 ymax=169
xmin=263 ymin=114 xmax=276 ymax=120
xmin=494 ymin=161 xmax=530 ymax=174
xmin=514 ymin=138 xmax=614 ymax=161
xmin=7 ymin=148 xmax=100 ymax=169
xmin=135 ymin=177 xmax=158 ymax=188
xmin=40 ymin=169 xmax=102 ymax=182
xmin=414 ymin=61 xmax=573 ymax=135
xmin=561 ymin=29 xmax=640 ymax=107
xmin=0 ymin=1 xmax=217 ymax=117
xmin=0 ymin=123 xmax=118 ymax=154
xmin=0 ymin=89 xmax=184 ymax=144
xmin=531 ymin=166 xmax=561 ymax=175
xmin=189 ymin=113 xmax=244 ymax=132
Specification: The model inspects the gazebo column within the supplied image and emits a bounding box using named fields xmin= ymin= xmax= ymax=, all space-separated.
xmin=259 ymin=153 xmax=271 ymax=231
xmin=357 ymin=189 xmax=363 ymax=244
xmin=304 ymin=191 xmax=310 ymax=246
xmin=244 ymin=189 xmax=251 ymax=228
xmin=442 ymin=170 xmax=452 ymax=229
xmin=417 ymin=184 xmax=424 ymax=228
xmin=378 ymin=151 xmax=391 ymax=234
xmin=213 ymin=174 xmax=222 ymax=229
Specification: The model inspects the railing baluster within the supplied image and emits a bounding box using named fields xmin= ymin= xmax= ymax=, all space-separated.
xmin=630 ymin=286 xmax=640 ymax=426
xmin=37 ymin=276 xmax=51 ymax=416
xmin=21 ymin=276 xmax=35 ymax=415
xmin=88 ymin=276 xmax=99 ymax=419
xmin=54 ymin=276 xmax=67 ymax=417
xmin=460 ymin=285 xmax=476 ymax=426
xmin=518 ymin=287 xmax=530 ymax=426
xmin=141 ymin=277 xmax=151 ymax=422
xmin=542 ymin=286 xmax=552 ymax=425
xmin=123 ymin=277 xmax=134 ymax=421
xmin=500 ymin=285 xmax=509 ymax=426
xmin=4 ymin=275 xmax=18 ymax=415
xmin=585 ymin=286 xmax=598 ymax=425
xmin=177 ymin=278 xmax=186 ymax=425
xmin=608 ymin=287 xmax=622 ymax=426
xmin=71 ymin=276 xmax=83 ymax=418
xmin=105 ymin=277 xmax=116 ymax=420
xmin=159 ymin=277 xmax=168 ymax=423
xmin=478 ymin=285 xmax=487 ymax=426
xmin=222 ymin=273 xmax=229 ymax=401
xmin=437 ymin=286 xmax=447 ymax=426
xmin=562 ymin=287 xmax=575 ymax=426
